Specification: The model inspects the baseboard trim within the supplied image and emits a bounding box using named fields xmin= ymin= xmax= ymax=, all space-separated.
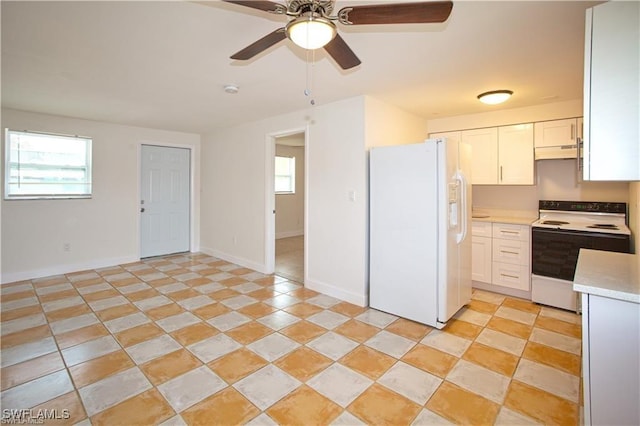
xmin=305 ymin=277 xmax=368 ymax=307
xmin=275 ymin=230 xmax=304 ymax=240
xmin=472 ymin=280 xmax=532 ymax=300
xmin=1 ymin=255 xmax=140 ymax=285
xmin=200 ymin=247 xmax=269 ymax=275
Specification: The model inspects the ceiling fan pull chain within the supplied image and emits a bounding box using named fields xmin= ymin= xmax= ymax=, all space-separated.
xmin=305 ymin=48 xmax=316 ymax=106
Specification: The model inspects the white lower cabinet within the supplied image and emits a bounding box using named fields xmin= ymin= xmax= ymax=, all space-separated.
xmin=472 ymin=221 xmax=492 ymax=283
xmin=472 ymin=236 xmax=492 ymax=283
xmin=582 ymin=293 xmax=640 ymax=425
xmin=491 ymin=262 xmax=530 ymax=291
xmin=472 ymin=221 xmax=531 ymax=292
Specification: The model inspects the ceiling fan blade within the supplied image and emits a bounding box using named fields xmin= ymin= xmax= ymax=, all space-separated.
xmin=231 ymin=28 xmax=286 ymax=60
xmin=222 ymin=0 xmax=284 ymax=13
xmin=338 ymin=1 xmax=453 ymax=25
xmin=324 ymin=34 xmax=361 ymax=70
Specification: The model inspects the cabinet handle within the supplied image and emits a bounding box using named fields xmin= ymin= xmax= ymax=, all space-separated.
xmin=501 ymin=273 xmax=519 ymax=279
xmin=501 ymin=230 xmax=519 ymax=235
xmin=500 ymin=250 xmax=519 ymax=255
xmin=571 ymin=123 xmax=575 ymax=141
xmin=500 ymin=166 xmax=503 ymax=182
xmin=576 ymin=137 xmax=583 ymax=183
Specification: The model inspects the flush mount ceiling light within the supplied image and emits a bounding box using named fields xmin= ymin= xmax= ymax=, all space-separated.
xmin=286 ymin=14 xmax=337 ymax=50
xmin=477 ymin=90 xmax=513 ymax=105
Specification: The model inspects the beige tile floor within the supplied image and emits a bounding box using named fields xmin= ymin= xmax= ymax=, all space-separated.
xmin=0 ymin=253 xmax=582 ymax=425
xmin=275 ymin=236 xmax=304 ymax=283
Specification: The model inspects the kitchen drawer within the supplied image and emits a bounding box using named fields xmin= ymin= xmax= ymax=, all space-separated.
xmin=472 ymin=221 xmax=493 ymax=237
xmin=492 ymin=223 xmax=530 ymax=241
xmin=492 ymin=262 xmax=530 ymax=291
xmin=492 ymin=238 xmax=530 ymax=265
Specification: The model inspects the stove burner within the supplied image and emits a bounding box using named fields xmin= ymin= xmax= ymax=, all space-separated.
xmin=542 ymin=220 xmax=569 ymax=226
xmin=587 ymin=224 xmax=619 ymax=230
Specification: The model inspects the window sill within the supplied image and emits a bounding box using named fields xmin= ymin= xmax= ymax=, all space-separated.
xmin=4 ymin=195 xmax=92 ymax=201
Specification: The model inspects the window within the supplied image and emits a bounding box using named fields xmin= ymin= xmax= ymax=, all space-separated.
xmin=4 ymin=129 xmax=92 ymax=200
xmin=275 ymin=155 xmax=295 ymax=194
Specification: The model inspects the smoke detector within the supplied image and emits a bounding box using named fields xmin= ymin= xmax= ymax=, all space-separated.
xmin=224 ymin=84 xmax=239 ymax=94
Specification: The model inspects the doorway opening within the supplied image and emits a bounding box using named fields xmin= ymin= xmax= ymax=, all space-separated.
xmin=271 ymin=131 xmax=306 ymax=283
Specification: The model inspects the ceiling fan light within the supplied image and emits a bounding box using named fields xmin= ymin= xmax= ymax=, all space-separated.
xmin=286 ymin=16 xmax=336 ymax=50
xmin=477 ymin=90 xmax=513 ymax=105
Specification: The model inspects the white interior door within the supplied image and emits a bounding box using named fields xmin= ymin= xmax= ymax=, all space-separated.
xmin=140 ymin=145 xmax=190 ymax=258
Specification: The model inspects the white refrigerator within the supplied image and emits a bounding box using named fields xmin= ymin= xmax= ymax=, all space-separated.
xmin=369 ymin=138 xmax=472 ymax=328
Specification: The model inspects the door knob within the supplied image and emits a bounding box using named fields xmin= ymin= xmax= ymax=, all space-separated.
xmin=140 ymin=208 xmax=145 ymax=213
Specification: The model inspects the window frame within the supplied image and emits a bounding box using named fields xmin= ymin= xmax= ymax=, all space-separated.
xmin=274 ymin=155 xmax=296 ymax=195
xmin=4 ymin=128 xmax=93 ymax=200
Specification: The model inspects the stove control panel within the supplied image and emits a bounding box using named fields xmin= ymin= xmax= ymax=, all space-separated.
xmin=539 ymin=200 xmax=627 ymax=214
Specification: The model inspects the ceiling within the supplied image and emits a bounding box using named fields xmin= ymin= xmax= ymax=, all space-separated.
xmin=1 ymin=1 xmax=600 ymax=135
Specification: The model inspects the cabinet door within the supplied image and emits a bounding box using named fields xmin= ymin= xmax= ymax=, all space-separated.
xmin=534 ymin=119 xmax=578 ymax=148
xmin=472 ymin=221 xmax=492 ymax=238
xmin=472 ymin=236 xmax=492 ymax=283
xmin=586 ymin=295 xmax=640 ymax=425
xmin=498 ymin=124 xmax=534 ymax=185
xmin=585 ymin=1 xmax=640 ymax=180
xmin=461 ymin=128 xmax=498 ymax=185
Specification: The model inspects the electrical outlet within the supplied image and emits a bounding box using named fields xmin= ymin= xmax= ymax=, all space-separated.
xmin=63 ymin=243 xmax=71 ymax=252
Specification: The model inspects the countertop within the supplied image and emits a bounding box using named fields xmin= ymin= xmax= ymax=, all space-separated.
xmin=471 ymin=209 xmax=538 ymax=226
xmin=472 ymin=215 xmax=538 ymax=226
xmin=574 ymin=249 xmax=640 ymax=304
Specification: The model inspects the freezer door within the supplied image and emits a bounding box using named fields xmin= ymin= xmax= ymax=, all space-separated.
xmin=369 ymin=141 xmax=439 ymax=326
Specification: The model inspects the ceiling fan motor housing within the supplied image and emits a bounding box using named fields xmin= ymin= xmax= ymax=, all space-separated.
xmin=287 ymin=0 xmax=334 ymax=17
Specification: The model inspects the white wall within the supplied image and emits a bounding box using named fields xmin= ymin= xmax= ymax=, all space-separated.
xmin=364 ymin=96 xmax=428 ymax=149
xmin=275 ymin=144 xmax=305 ymax=239
xmin=1 ymin=108 xmax=201 ymax=283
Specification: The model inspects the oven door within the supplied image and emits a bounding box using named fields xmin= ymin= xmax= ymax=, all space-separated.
xmin=531 ymin=227 xmax=630 ymax=281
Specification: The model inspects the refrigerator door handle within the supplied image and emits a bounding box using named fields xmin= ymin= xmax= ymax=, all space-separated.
xmin=455 ymin=171 xmax=468 ymax=244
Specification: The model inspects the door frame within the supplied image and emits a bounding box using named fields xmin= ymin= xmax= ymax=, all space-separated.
xmin=265 ymin=126 xmax=309 ymax=277
xmin=137 ymin=142 xmax=197 ymax=259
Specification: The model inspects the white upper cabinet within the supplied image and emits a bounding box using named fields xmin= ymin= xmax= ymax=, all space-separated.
xmin=535 ymin=119 xmax=578 ymax=148
xmin=461 ymin=127 xmax=499 ymax=184
xmin=584 ymin=1 xmax=640 ymax=181
xmin=534 ymin=118 xmax=582 ymax=160
xmin=498 ymin=124 xmax=534 ymax=185
xmin=458 ymin=125 xmax=533 ymax=185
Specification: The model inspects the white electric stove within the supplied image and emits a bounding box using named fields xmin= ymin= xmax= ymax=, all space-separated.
xmin=531 ymin=200 xmax=631 ymax=311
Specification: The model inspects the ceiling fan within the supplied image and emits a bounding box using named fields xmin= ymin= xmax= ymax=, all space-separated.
xmin=218 ymin=0 xmax=454 ymax=70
